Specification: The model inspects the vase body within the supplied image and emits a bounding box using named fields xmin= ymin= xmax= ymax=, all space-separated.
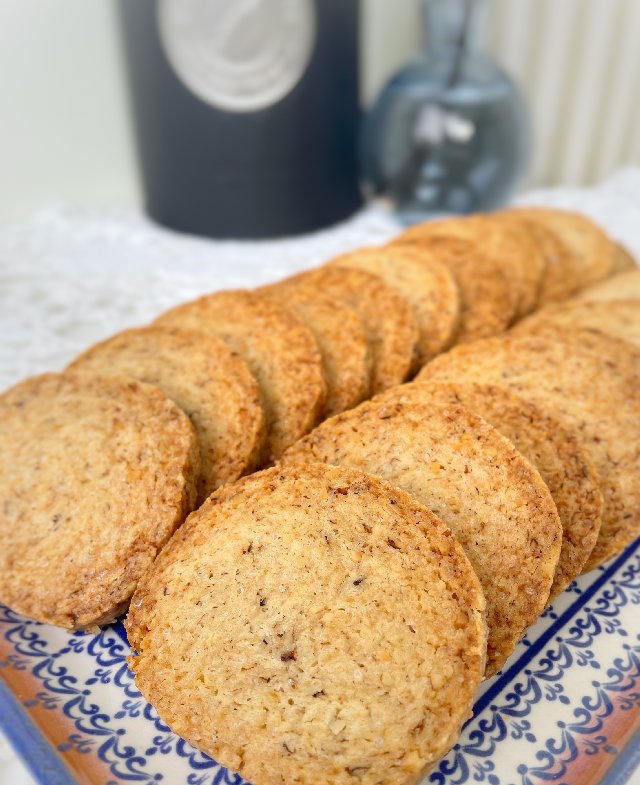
xmin=118 ymin=0 xmax=362 ymax=239
xmin=361 ymin=0 xmax=530 ymax=222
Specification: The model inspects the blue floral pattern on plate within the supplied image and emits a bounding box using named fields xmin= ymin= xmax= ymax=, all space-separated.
xmin=1 ymin=541 xmax=639 ymax=785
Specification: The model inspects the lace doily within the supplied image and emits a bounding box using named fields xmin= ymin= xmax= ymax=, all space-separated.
xmin=1 ymin=168 xmax=640 ymax=392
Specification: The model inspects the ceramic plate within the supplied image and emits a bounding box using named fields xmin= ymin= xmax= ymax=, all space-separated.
xmin=1 ymin=540 xmax=639 ymax=785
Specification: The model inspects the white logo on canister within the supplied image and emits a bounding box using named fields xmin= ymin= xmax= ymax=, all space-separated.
xmin=158 ymin=0 xmax=316 ymax=113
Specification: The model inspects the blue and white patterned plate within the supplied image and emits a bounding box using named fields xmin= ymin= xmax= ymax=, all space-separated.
xmin=1 ymin=540 xmax=639 ymax=785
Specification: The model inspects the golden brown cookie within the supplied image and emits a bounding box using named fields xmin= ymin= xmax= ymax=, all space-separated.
xmin=514 ymin=299 xmax=640 ymax=349
xmin=266 ymin=266 xmax=418 ymax=394
xmin=327 ymin=244 xmax=460 ymax=367
xmin=69 ymin=325 xmax=265 ymax=501
xmin=395 ymin=215 xmax=542 ymax=317
xmin=393 ymin=235 xmax=518 ymax=343
xmin=156 ymin=290 xmax=325 ymax=463
xmin=0 ymin=372 xmax=199 ymax=630
xmin=420 ymin=334 xmax=640 ymax=570
xmin=126 ymin=463 xmax=487 ymax=785
xmin=261 ymin=286 xmax=369 ymax=417
xmin=375 ymin=380 xmax=603 ymax=601
xmin=283 ymin=401 xmax=562 ymax=676
xmin=610 ymin=242 xmax=637 ymax=275
xmin=513 ymin=208 xmax=614 ymax=290
xmin=505 ymin=208 xmax=578 ymax=303
xmin=480 ymin=213 xmax=547 ymax=315
xmin=577 ymin=269 xmax=640 ymax=303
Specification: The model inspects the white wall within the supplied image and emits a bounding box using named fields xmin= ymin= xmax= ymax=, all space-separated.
xmin=0 ymin=0 xmax=139 ymax=223
xmin=360 ymin=0 xmax=421 ymax=105
xmin=489 ymin=0 xmax=640 ymax=187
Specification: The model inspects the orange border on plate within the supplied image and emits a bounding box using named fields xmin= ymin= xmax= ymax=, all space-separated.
xmin=0 ymin=646 xmax=116 ymax=785
xmin=554 ymin=703 xmax=640 ymax=785
xmin=514 ymin=680 xmax=640 ymax=785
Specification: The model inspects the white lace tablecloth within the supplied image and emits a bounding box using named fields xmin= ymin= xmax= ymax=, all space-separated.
xmin=1 ymin=169 xmax=640 ymax=785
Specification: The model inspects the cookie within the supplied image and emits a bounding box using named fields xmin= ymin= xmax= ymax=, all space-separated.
xmin=69 ymin=325 xmax=265 ymax=501
xmin=126 ymin=463 xmax=487 ymax=785
xmin=514 ymin=299 xmax=640 ymax=349
xmin=156 ymin=290 xmax=325 ymax=463
xmin=261 ymin=286 xmax=369 ymax=417
xmin=420 ymin=334 xmax=640 ymax=570
xmin=513 ymin=208 xmax=614 ymax=290
xmin=394 ymin=235 xmax=518 ymax=343
xmin=0 ymin=372 xmax=199 ymax=630
xmin=480 ymin=213 xmax=547 ymax=315
xmin=266 ymin=266 xmax=418 ymax=394
xmin=395 ymin=215 xmax=541 ymax=317
xmin=610 ymin=242 xmax=637 ymax=275
xmin=505 ymin=208 xmax=579 ymax=303
xmin=328 ymin=244 xmax=460 ymax=367
xmin=283 ymin=401 xmax=562 ymax=676
xmin=375 ymin=380 xmax=603 ymax=601
xmin=577 ymin=269 xmax=640 ymax=303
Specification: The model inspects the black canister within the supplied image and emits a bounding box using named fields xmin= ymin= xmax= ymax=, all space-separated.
xmin=117 ymin=0 xmax=362 ymax=239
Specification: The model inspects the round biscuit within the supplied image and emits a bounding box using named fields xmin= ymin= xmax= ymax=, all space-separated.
xmin=577 ymin=269 xmax=640 ymax=304
xmin=375 ymin=380 xmax=603 ymax=601
xmin=126 ymin=463 xmax=486 ymax=785
xmin=420 ymin=334 xmax=640 ymax=570
xmin=477 ymin=213 xmax=546 ymax=315
xmin=514 ymin=208 xmax=614 ymax=290
xmin=504 ymin=208 xmax=578 ymax=303
xmin=69 ymin=325 xmax=265 ymax=501
xmin=395 ymin=215 xmax=540 ymax=317
xmin=0 ymin=372 xmax=199 ymax=630
xmin=156 ymin=290 xmax=325 ymax=463
xmin=393 ymin=234 xmax=518 ymax=343
xmin=328 ymin=244 xmax=460 ymax=367
xmin=283 ymin=401 xmax=562 ymax=676
xmin=266 ymin=266 xmax=418 ymax=394
xmin=610 ymin=242 xmax=637 ymax=275
xmin=260 ymin=286 xmax=369 ymax=417
xmin=515 ymin=299 xmax=640 ymax=350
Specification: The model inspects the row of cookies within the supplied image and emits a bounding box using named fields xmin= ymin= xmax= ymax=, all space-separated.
xmin=122 ymin=211 xmax=639 ymax=783
xmin=0 ymin=204 xmax=633 ymax=619
xmin=77 ymin=208 xmax=629 ymax=492
xmin=54 ymin=208 xmax=630 ymax=503
xmin=0 ymin=207 xmax=633 ymax=632
xmin=0 ymin=207 xmax=637 ymax=782
xmin=124 ymin=319 xmax=639 ymax=784
xmin=122 ymin=212 xmax=640 ymax=784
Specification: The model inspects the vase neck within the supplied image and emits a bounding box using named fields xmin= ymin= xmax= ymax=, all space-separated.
xmin=421 ymin=0 xmax=487 ymax=54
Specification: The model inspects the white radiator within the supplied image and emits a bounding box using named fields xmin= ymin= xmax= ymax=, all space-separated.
xmin=487 ymin=0 xmax=640 ymax=186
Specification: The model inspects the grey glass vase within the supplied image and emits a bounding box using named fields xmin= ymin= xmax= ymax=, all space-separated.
xmin=361 ymin=0 xmax=531 ymax=222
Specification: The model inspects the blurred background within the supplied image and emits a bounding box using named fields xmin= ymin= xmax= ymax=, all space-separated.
xmin=1 ymin=0 xmax=639 ymax=226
